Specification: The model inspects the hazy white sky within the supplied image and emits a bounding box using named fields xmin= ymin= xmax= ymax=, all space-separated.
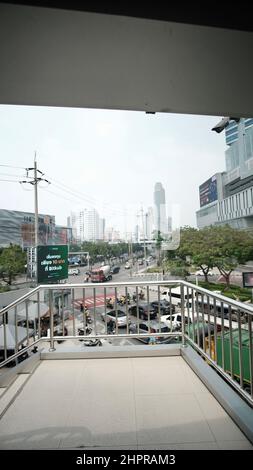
xmin=0 ymin=105 xmax=226 ymax=233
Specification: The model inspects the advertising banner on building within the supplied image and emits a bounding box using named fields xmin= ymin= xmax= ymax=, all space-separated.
xmin=199 ymin=175 xmax=218 ymax=207
xmin=37 ymin=245 xmax=68 ymax=284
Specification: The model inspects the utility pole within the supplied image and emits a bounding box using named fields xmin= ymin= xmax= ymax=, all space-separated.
xmin=140 ymin=207 xmax=147 ymax=270
xmin=20 ymin=153 xmax=50 ymax=284
xmin=34 ymin=154 xmax=39 ymax=250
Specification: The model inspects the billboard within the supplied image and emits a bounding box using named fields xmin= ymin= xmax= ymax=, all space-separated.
xmin=37 ymin=245 xmax=68 ymax=284
xmin=199 ymin=175 xmax=218 ymax=207
xmin=242 ymin=272 xmax=253 ymax=288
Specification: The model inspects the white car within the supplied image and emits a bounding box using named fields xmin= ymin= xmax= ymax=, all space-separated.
xmin=194 ymin=269 xmax=214 ymax=276
xmin=68 ymin=268 xmax=80 ymax=276
xmin=161 ymin=314 xmax=182 ymax=330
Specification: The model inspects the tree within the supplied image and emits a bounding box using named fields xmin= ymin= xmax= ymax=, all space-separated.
xmin=169 ymin=225 xmax=253 ymax=286
xmin=0 ymin=245 xmax=26 ymax=285
xmin=208 ymin=225 xmax=253 ymax=287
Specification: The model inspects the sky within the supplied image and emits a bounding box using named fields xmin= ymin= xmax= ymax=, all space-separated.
xmin=0 ymin=105 xmax=226 ymax=235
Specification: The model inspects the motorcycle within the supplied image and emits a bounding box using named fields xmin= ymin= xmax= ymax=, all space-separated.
xmin=106 ymin=299 xmax=114 ymax=309
xmin=118 ymin=295 xmax=131 ymax=306
xmin=83 ymin=338 xmax=102 ymax=347
xmin=78 ymin=326 xmax=92 ymax=340
xmin=132 ymin=292 xmax=145 ymax=302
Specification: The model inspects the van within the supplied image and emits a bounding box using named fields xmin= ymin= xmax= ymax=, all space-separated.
xmin=161 ymin=286 xmax=192 ymax=307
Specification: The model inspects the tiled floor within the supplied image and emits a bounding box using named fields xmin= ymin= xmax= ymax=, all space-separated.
xmin=0 ymin=356 xmax=252 ymax=450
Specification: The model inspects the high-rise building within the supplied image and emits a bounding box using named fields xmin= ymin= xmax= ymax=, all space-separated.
xmin=154 ymin=182 xmax=167 ymax=237
xmin=68 ymin=209 xmax=105 ymax=242
xmin=196 ymin=118 xmax=253 ymax=230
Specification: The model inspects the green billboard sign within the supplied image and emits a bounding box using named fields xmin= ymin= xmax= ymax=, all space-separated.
xmin=37 ymin=245 xmax=68 ymax=284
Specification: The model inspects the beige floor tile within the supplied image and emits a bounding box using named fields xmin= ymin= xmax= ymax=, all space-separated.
xmin=135 ymin=393 xmax=215 ymax=445
xmin=195 ymin=393 xmax=249 ymax=442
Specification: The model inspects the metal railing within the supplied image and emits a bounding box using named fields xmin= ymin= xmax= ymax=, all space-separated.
xmin=0 ymin=280 xmax=252 ymax=406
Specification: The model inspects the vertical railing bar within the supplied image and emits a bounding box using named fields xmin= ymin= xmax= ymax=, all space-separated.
xmin=125 ymin=286 xmax=129 ymax=335
xmin=136 ymin=286 xmax=139 ymax=335
xmin=72 ymin=288 xmax=75 ymax=337
xmin=248 ymin=315 xmax=253 ymax=399
xmin=228 ymin=305 xmax=234 ymax=381
xmin=169 ymin=287 xmax=172 ymax=333
xmin=37 ymin=291 xmax=41 ymax=339
xmin=196 ymin=292 xmax=200 ymax=348
xmin=207 ymin=295 xmax=211 ymax=359
xmin=147 ymin=285 xmax=150 ymax=333
xmin=237 ymin=310 xmax=244 ymax=388
xmin=158 ymin=285 xmax=161 ymax=333
xmin=26 ymin=299 xmax=29 ymax=346
xmin=186 ymin=286 xmax=190 ymax=338
xmin=221 ymin=301 xmax=225 ymax=371
xmin=83 ymin=287 xmax=86 ymax=333
xmin=191 ymin=288 xmax=195 ymax=344
xmin=181 ymin=283 xmax=185 ymax=347
xmin=114 ymin=287 xmax=118 ymax=336
xmin=14 ymin=306 xmax=18 ymax=356
xmin=104 ymin=287 xmax=107 ymax=335
xmin=213 ymin=298 xmax=218 ymax=365
xmin=3 ymin=311 xmax=7 ymax=361
xmin=93 ymin=287 xmax=97 ymax=336
xmin=62 ymin=291 xmax=65 ymax=337
xmin=49 ymin=290 xmax=55 ymax=351
xmin=201 ymin=294 xmax=206 ymax=352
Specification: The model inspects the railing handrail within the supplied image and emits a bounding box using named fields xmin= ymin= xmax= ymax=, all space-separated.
xmin=181 ymin=280 xmax=253 ymax=315
xmin=1 ymin=279 xmax=253 ymax=318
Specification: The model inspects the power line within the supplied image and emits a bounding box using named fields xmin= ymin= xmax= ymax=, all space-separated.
xmin=0 ymin=164 xmax=27 ymax=169
xmin=48 ymin=176 xmax=128 ymax=216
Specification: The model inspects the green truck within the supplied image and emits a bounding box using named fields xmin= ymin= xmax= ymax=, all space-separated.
xmin=216 ymin=329 xmax=251 ymax=386
xmin=186 ymin=324 xmax=252 ymax=387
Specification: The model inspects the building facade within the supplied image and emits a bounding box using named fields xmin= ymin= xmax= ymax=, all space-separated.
xmin=0 ymin=209 xmax=55 ymax=248
xmin=68 ymin=209 xmax=105 ymax=242
xmin=196 ymin=118 xmax=253 ymax=230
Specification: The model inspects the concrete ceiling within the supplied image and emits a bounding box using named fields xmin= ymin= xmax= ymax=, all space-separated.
xmin=0 ymin=2 xmax=253 ymax=117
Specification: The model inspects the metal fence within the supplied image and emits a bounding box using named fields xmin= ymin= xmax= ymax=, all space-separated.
xmin=0 ymin=280 xmax=252 ymax=406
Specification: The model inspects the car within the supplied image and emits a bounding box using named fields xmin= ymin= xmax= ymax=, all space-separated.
xmin=68 ymin=268 xmax=80 ymax=275
xmin=110 ymin=266 xmax=120 ymax=274
xmin=100 ymin=309 xmax=131 ymax=327
xmin=161 ymin=313 xmax=192 ymax=331
xmin=128 ymin=303 xmax=157 ymax=320
xmin=150 ymin=300 xmax=175 ymax=315
xmin=129 ymin=320 xmax=170 ymax=343
xmin=124 ymin=262 xmax=132 ymax=269
xmin=194 ymin=269 xmax=214 ymax=276
xmin=138 ymin=259 xmax=144 ymax=266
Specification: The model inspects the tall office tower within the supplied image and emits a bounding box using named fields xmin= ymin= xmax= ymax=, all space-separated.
xmin=154 ymin=182 xmax=167 ymax=236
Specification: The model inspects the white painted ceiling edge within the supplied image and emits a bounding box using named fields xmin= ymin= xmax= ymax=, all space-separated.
xmin=0 ymin=3 xmax=252 ymax=117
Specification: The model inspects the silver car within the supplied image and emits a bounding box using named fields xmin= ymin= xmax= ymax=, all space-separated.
xmin=129 ymin=320 xmax=170 ymax=343
xmin=101 ymin=309 xmax=131 ymax=328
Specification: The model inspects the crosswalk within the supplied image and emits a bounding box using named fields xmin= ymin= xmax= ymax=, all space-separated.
xmin=73 ymin=295 xmax=115 ymax=309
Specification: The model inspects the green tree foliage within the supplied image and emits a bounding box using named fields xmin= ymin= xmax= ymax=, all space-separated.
xmin=206 ymin=225 xmax=253 ymax=287
xmin=174 ymin=225 xmax=253 ymax=287
xmin=0 ymin=244 xmax=26 ymax=285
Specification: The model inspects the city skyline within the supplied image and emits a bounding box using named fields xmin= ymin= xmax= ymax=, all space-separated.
xmin=0 ymin=105 xmax=226 ymax=234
